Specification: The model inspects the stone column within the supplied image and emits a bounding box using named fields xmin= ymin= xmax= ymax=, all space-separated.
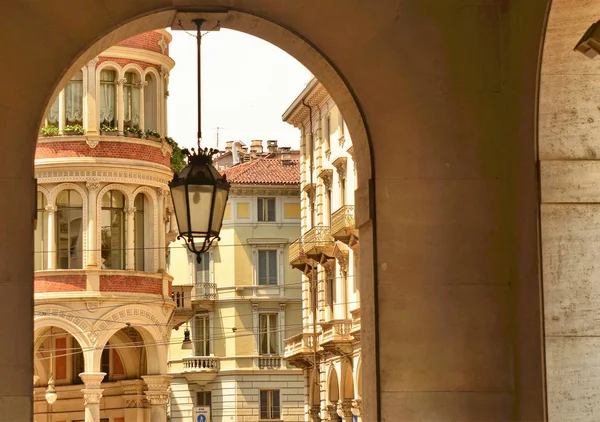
xmin=142 ymin=375 xmax=171 ymax=422
xmin=80 ymin=372 xmax=106 ymax=422
xmin=126 ymin=206 xmax=136 ymax=270
xmin=116 ymin=78 xmax=126 ymax=136
xmin=121 ymin=379 xmax=146 ymax=422
xmin=138 ymin=81 xmax=148 ymax=132
xmin=351 ymin=399 xmax=362 ymax=422
xmin=45 ymin=205 xmax=57 ymax=270
xmin=86 ymin=57 xmax=99 ymax=134
xmin=58 ymin=91 xmax=65 ymax=133
xmin=86 ymin=181 xmax=99 ymax=268
xmin=156 ymin=189 xmax=168 ymax=272
xmin=252 ymin=302 xmax=259 ymax=355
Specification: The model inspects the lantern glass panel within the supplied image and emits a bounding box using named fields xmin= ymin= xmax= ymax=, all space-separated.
xmin=211 ymin=187 xmax=229 ymax=233
xmin=188 ymin=184 xmax=214 ymax=234
xmin=171 ymin=184 xmax=189 ymax=234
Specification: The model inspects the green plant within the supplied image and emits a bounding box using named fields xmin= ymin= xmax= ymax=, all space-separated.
xmin=100 ymin=124 xmax=117 ymax=132
xmin=40 ymin=125 xmax=59 ymax=136
xmin=63 ymin=124 xmax=84 ymax=135
xmin=144 ymin=129 xmax=161 ymax=139
xmin=125 ymin=126 xmax=143 ymax=137
xmin=165 ymin=136 xmax=186 ymax=174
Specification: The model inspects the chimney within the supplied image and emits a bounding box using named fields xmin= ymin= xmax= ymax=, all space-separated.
xmin=280 ymin=146 xmax=292 ymax=165
xmin=267 ymin=140 xmax=278 ymax=153
xmin=250 ymin=140 xmax=263 ymax=154
xmin=225 ymin=141 xmax=233 ymax=152
xmin=232 ymin=141 xmax=239 ymax=164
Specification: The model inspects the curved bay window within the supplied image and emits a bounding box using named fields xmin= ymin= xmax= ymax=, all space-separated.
xmin=99 ymin=69 xmax=117 ymax=128
xmin=101 ymin=190 xmax=125 ymax=270
xmin=134 ymin=193 xmax=145 ymax=271
xmin=144 ymin=73 xmax=157 ymax=131
xmin=124 ymin=72 xmax=140 ymax=129
xmin=65 ymin=70 xmax=83 ymax=126
xmin=56 ymin=190 xmax=83 ymax=269
xmin=34 ymin=192 xmax=47 ymax=271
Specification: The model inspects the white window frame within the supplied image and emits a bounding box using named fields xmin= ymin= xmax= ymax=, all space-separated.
xmin=260 ymin=389 xmax=281 ymax=420
xmin=193 ymin=313 xmax=212 ymax=356
xmin=257 ymin=197 xmax=277 ymax=223
xmin=251 ymin=244 xmax=284 ymax=287
xmin=259 ymin=313 xmax=279 ymax=355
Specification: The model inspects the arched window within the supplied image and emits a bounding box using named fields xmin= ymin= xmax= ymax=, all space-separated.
xmin=99 ymin=69 xmax=117 ymax=128
xmin=144 ymin=73 xmax=157 ymax=131
xmin=134 ymin=193 xmax=145 ymax=270
xmin=46 ymin=97 xmax=59 ymax=128
xmin=34 ymin=192 xmax=47 ymax=271
xmin=124 ymin=72 xmax=140 ymax=129
xmin=56 ymin=190 xmax=83 ymax=269
xmin=101 ymin=190 xmax=125 ymax=270
xmin=65 ymin=70 xmax=83 ymax=126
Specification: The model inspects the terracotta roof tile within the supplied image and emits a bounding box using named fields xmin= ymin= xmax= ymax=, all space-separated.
xmin=222 ymin=158 xmax=300 ymax=185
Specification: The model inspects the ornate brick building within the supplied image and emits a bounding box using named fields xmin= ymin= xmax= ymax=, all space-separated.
xmin=33 ymin=30 xmax=177 ymax=422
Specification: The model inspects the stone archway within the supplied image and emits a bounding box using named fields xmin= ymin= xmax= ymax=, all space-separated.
xmin=0 ymin=2 xmax=557 ymax=421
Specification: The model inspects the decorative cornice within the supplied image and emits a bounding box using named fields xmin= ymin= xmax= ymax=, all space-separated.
xmin=331 ymin=157 xmax=347 ymax=178
xmin=101 ymin=45 xmax=175 ymax=70
xmin=36 ymin=169 xmax=171 ymax=189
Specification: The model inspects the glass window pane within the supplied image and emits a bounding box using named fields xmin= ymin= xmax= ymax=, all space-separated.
xmin=267 ymin=199 xmax=276 ymax=221
xmin=273 ymin=390 xmax=280 ymax=419
xmin=260 ymin=390 xmax=268 ymax=419
xmin=188 ymin=185 xmax=213 ymax=234
xmin=258 ymin=251 xmax=267 ymax=285
xmin=268 ymin=251 xmax=277 ymax=285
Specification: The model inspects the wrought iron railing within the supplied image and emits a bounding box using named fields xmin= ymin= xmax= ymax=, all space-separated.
xmin=193 ymin=283 xmax=217 ymax=300
xmin=331 ymin=205 xmax=355 ymax=235
xmin=304 ymin=226 xmax=334 ymax=249
xmin=182 ymin=356 xmax=219 ymax=371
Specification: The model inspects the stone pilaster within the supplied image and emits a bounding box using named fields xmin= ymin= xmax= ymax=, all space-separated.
xmin=142 ymin=375 xmax=171 ymax=422
xmin=86 ymin=181 xmax=99 ymax=268
xmin=125 ymin=206 xmax=136 ymax=270
xmin=116 ymin=78 xmax=126 ymax=135
xmin=45 ymin=205 xmax=57 ymax=270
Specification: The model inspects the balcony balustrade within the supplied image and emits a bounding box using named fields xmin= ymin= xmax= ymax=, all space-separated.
xmin=331 ymin=205 xmax=358 ymax=246
xmin=181 ymin=356 xmax=219 ymax=384
xmin=193 ymin=283 xmax=218 ymax=300
xmin=303 ymin=226 xmax=335 ymax=262
xmin=258 ymin=356 xmax=283 ymax=370
xmin=289 ymin=238 xmax=316 ymax=272
xmin=320 ymin=319 xmax=354 ymax=356
xmin=350 ymin=308 xmax=361 ymax=340
xmin=171 ymin=284 xmax=194 ymax=328
xmin=284 ymin=332 xmax=316 ymax=369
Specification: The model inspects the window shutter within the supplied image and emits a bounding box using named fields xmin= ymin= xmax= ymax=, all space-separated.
xmin=267 ymin=198 xmax=276 ymax=221
xmin=258 ymin=251 xmax=267 ymax=285
xmin=260 ymin=390 xmax=268 ymax=419
xmin=257 ymin=198 xmax=264 ymax=222
xmin=268 ymin=250 xmax=277 ymax=285
xmin=273 ymin=390 xmax=281 ymax=419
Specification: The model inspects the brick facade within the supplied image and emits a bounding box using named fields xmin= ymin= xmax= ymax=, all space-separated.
xmin=36 ymin=140 xmax=171 ymax=167
xmin=116 ymin=31 xmax=168 ymax=55
xmin=35 ymin=274 xmax=86 ymax=293
xmin=100 ymin=275 xmax=166 ymax=295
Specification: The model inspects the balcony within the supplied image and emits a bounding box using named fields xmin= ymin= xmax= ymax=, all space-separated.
xmin=303 ymin=226 xmax=335 ymax=262
xmin=350 ymin=308 xmax=361 ymax=340
xmin=289 ymin=238 xmax=316 ymax=272
xmin=331 ymin=205 xmax=358 ymax=246
xmin=181 ymin=356 xmax=219 ymax=384
xmin=284 ymin=332 xmax=316 ymax=369
xmin=192 ymin=282 xmax=217 ymax=311
xmin=171 ymin=284 xmax=194 ymax=328
xmin=257 ymin=356 xmax=283 ymax=370
xmin=320 ymin=319 xmax=354 ymax=356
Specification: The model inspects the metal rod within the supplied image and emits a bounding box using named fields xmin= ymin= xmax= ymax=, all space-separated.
xmin=193 ymin=18 xmax=205 ymax=149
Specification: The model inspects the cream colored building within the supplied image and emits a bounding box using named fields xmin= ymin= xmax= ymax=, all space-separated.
xmin=168 ymin=147 xmax=305 ymax=422
xmin=282 ymin=79 xmax=361 ymax=422
xmin=32 ymin=30 xmax=179 ymax=422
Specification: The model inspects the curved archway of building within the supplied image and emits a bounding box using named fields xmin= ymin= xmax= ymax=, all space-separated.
xmin=538 ymin=2 xmax=600 ymax=420
xmin=0 ymin=2 xmax=559 ymax=421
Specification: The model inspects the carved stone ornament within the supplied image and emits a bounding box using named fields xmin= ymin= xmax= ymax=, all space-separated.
xmin=337 ymin=399 xmax=353 ymax=418
xmin=137 ymin=80 xmax=149 ymax=89
xmin=82 ymin=388 xmax=104 ymax=405
xmin=351 ymin=399 xmax=363 ymax=416
xmin=161 ymin=143 xmax=169 ymax=157
xmin=86 ymin=181 xmax=100 ymax=192
xmin=86 ymin=138 xmax=99 ymax=149
xmin=318 ymin=168 xmax=333 ymax=190
xmin=145 ymin=392 xmax=169 ymax=406
xmin=45 ymin=205 xmax=58 ymax=214
xmin=309 ymin=405 xmax=322 ymax=422
xmin=79 ymin=372 xmax=106 ymax=389
xmin=326 ymin=404 xmax=338 ymax=418
xmin=331 ymin=157 xmax=347 ymax=179
xmin=125 ymin=206 xmax=137 ymax=215
xmin=157 ymin=188 xmax=170 ymax=197
xmin=86 ymin=301 xmax=99 ymax=312
xmin=158 ymin=34 xmax=167 ymax=54
xmin=333 ymin=244 xmax=349 ymax=273
xmin=159 ymin=65 xmax=169 ymax=79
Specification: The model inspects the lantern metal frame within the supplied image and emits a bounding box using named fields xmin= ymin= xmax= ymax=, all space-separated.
xmin=169 ymin=18 xmax=230 ymax=263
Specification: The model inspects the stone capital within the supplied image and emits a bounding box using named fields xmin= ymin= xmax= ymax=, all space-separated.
xmin=337 ymin=399 xmax=353 ymax=418
xmin=79 ymin=372 xmax=106 ymax=389
xmin=87 ymin=57 xmax=99 ymax=67
xmin=82 ymin=388 xmax=104 ymax=405
xmin=86 ymin=181 xmax=100 ymax=192
xmin=309 ymin=405 xmax=322 ymax=422
xmin=145 ymin=391 xmax=169 ymax=406
xmin=157 ymin=188 xmax=170 ymax=197
xmin=116 ymin=78 xmax=127 ymax=86
xmin=125 ymin=206 xmax=137 ymax=215
xmin=45 ymin=205 xmax=58 ymax=214
xmin=142 ymin=374 xmax=172 ymax=391
xmin=137 ymin=80 xmax=149 ymax=88
xmin=351 ymin=398 xmax=362 ymax=416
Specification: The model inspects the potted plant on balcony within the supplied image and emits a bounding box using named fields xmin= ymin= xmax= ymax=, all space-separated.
xmin=100 ymin=124 xmax=118 ymax=136
xmin=63 ymin=124 xmax=84 ymax=136
xmin=40 ymin=125 xmax=59 ymax=137
xmin=125 ymin=126 xmax=143 ymax=138
xmin=144 ymin=129 xmax=162 ymax=142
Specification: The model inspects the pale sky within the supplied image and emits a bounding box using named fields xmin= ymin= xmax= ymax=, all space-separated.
xmin=166 ymin=29 xmax=312 ymax=151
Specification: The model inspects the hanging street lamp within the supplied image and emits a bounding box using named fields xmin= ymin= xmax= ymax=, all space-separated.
xmin=169 ymin=18 xmax=230 ymax=263
xmin=45 ymin=327 xmax=58 ymax=405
